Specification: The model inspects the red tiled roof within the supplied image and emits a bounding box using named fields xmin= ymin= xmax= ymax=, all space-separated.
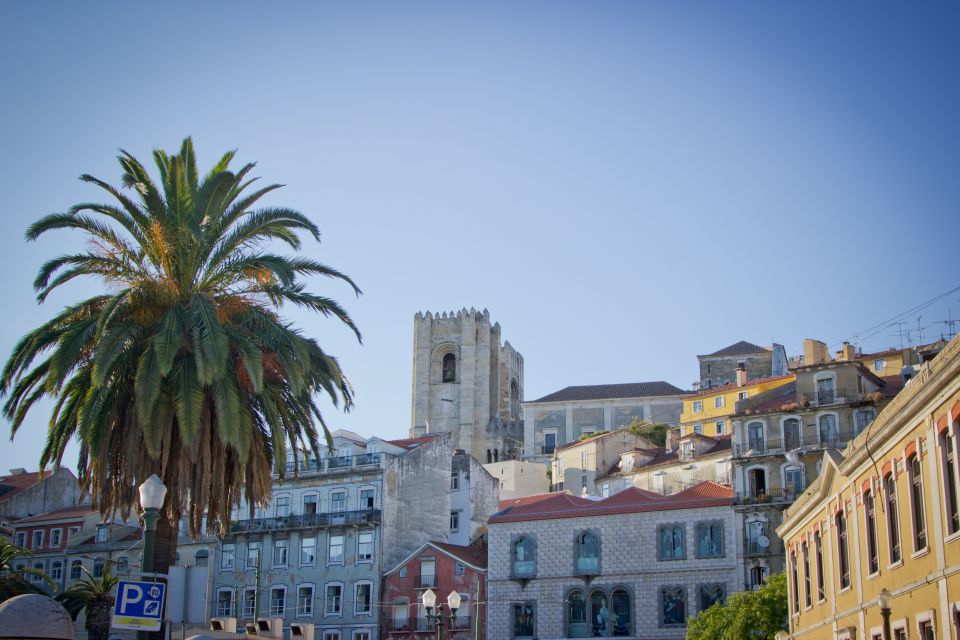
xmin=431 ymin=541 xmax=488 ymax=569
xmin=0 ymin=470 xmax=53 ymax=504
xmin=497 ymin=492 xmax=591 ymax=513
xmin=489 ymin=481 xmax=732 ymax=523
xmin=386 ymin=434 xmax=444 ymax=450
xmin=12 ymin=505 xmax=93 ymax=524
xmin=598 ymin=435 xmax=732 ymax=479
xmin=687 ymin=374 xmax=794 ymax=398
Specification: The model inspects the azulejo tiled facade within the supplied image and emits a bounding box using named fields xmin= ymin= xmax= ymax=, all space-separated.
xmin=487 ymin=482 xmax=737 ymax=639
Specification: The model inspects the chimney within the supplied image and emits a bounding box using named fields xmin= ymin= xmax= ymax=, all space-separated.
xmin=736 ymin=367 xmax=747 ymax=387
xmin=836 ymin=342 xmax=855 ymax=362
xmin=8 ymin=468 xmax=26 ymax=475
xmin=666 ymin=427 xmax=681 ymax=452
xmin=803 ymin=339 xmax=829 ymax=365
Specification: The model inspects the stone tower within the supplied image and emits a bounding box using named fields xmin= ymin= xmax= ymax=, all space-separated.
xmin=411 ymin=308 xmax=524 ymax=463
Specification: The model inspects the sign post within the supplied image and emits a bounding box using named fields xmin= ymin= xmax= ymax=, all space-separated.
xmin=112 ymin=580 xmax=166 ymax=631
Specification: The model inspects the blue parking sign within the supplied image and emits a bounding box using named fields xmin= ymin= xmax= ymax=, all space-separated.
xmin=112 ymin=580 xmax=166 ymax=631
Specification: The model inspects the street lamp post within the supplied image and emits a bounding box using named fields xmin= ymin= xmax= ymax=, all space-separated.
xmin=421 ymin=589 xmax=462 ymax=640
xmin=878 ymin=588 xmax=893 ymax=640
xmin=137 ymin=474 xmax=167 ymax=640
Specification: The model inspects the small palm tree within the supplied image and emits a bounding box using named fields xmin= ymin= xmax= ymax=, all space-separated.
xmin=56 ymin=564 xmax=119 ymax=640
xmin=0 ymin=538 xmax=56 ymax=601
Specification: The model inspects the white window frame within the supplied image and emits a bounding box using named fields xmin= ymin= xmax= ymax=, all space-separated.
xmin=449 ymin=511 xmax=460 ymax=533
xmin=303 ymin=492 xmax=319 ymax=515
xmin=352 ymin=632 xmax=371 ymax=640
xmin=359 ymin=486 xmax=376 ymax=510
xmin=715 ymin=420 xmax=725 ymax=435
xmin=601 ymin=483 xmax=610 ymax=498
xmin=242 ymin=587 xmax=257 ymax=619
xmin=323 ymin=633 xmax=341 ymax=640
xmin=714 ymin=396 xmax=724 ymax=409
xmin=738 ymin=391 xmax=748 ymax=400
xmin=275 ymin=494 xmax=292 ymax=518
xmin=328 ymin=534 xmax=345 ymax=565
xmin=451 ymin=470 xmax=460 ymax=491
xmin=216 ymin=587 xmax=234 ymax=616
xmin=50 ymin=559 xmax=63 ymax=581
xmin=221 ymin=543 xmax=236 ymax=571
xmin=272 ymin=539 xmax=288 ymax=568
xmin=246 ymin=541 xmax=261 ymax=570
xmin=269 ymin=585 xmax=286 ymax=617
xmin=330 ymin=489 xmax=347 ymax=513
xmin=354 ymin=581 xmax=373 ymax=615
xmin=296 ymin=583 xmax=315 ymax=617
xmin=300 ymin=536 xmax=317 ymax=566
xmin=357 ymin=530 xmax=373 ymax=562
xmin=31 ymin=530 xmax=43 ymax=549
xmin=50 ymin=528 xmax=62 ymax=547
xmin=874 ymin=359 xmax=886 ymax=372
xmin=693 ymin=400 xmax=703 ymax=413
xmin=14 ymin=532 xmax=26 ymax=548
xmin=325 ymin=582 xmax=344 ymax=617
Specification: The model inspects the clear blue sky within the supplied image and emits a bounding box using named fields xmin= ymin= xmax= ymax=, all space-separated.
xmin=1 ymin=2 xmax=958 ymax=473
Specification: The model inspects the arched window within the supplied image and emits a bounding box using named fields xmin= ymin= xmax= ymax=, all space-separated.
xmin=783 ymin=418 xmax=801 ymax=449
xmin=747 ymin=422 xmax=765 ymax=452
xmin=70 ymin=560 xmax=82 ymax=580
xmin=699 ymin=583 xmax=725 ymax=612
xmin=748 ymin=467 xmax=767 ymax=498
xmin=660 ymin=586 xmax=686 ymax=626
xmin=589 ymin=591 xmax=610 ymax=636
xmin=784 ymin=465 xmax=804 ymax=499
xmin=818 ymin=414 xmax=838 ymax=446
xmin=93 ymin=558 xmax=105 ymax=577
xmin=115 ymin=556 xmax=129 ymax=576
xmin=566 ymin=591 xmax=586 ymax=637
xmin=610 ymin=589 xmax=632 ymax=636
xmin=510 ymin=379 xmax=520 ymax=417
xmin=512 ymin=537 xmax=535 ymax=577
xmin=575 ymin=531 xmax=600 ymax=574
xmin=442 ymin=353 xmax=456 ymax=383
xmin=195 ymin=549 xmax=210 ymax=566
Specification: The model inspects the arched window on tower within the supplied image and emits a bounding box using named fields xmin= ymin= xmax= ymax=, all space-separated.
xmin=442 ymin=353 xmax=456 ymax=383
xmin=510 ymin=379 xmax=520 ymax=418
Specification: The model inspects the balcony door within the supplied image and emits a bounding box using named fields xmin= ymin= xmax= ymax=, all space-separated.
xmin=816 ymin=378 xmax=835 ymax=404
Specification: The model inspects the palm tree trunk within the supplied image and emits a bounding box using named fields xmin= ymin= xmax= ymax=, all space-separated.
xmin=87 ymin=603 xmax=112 ymax=640
xmin=147 ymin=513 xmax=179 ymax=640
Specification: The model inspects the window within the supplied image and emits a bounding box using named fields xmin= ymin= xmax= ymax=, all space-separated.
xmin=420 ymin=558 xmax=436 ymax=587
xmin=581 ymin=475 xmax=588 ymax=492
xmin=442 ymin=353 xmax=456 ymax=383
xmin=331 ymin=490 xmax=346 ymax=513
xmin=328 ymin=535 xmax=344 ymax=564
xmin=714 ymin=396 xmax=724 ymax=409
xmin=93 ymin=558 xmax=105 ymax=577
xmin=116 ymin=556 xmax=129 ymax=576
xmin=864 ymin=490 xmax=879 ymax=574
xmin=818 ymin=414 xmax=838 ymax=446
xmin=360 ymin=488 xmax=374 ymax=509
xmin=784 ymin=465 xmax=804 ymax=498
xmin=941 ymin=429 xmax=959 ymax=534
xmin=269 ymin=586 xmax=285 ymax=616
xmin=893 ymin=628 xmax=907 ymax=640
xmin=885 ymin=474 xmax=901 ymax=563
xmin=325 ymin=584 xmax=343 ymax=615
xmin=95 ymin=525 xmax=108 ymax=543
xmin=715 ymin=461 xmax=730 ymax=485
xmin=70 ymin=560 xmax=82 ymax=580
xmin=698 ymin=584 xmax=724 ymax=612
xmin=575 ymin=531 xmax=599 ymax=574
xmin=455 ymin=562 xmax=465 ymax=576
xmin=304 ymin=494 xmax=318 ymax=515
xmin=449 ymin=511 xmax=460 ymax=532
xmin=398 ymin=565 xmax=407 ymax=578
xmin=221 ymin=543 xmax=235 ymax=570
xmin=874 ymin=359 xmax=886 ymax=372
xmin=299 ymin=536 xmax=316 ymax=565
xmin=908 ymin=454 xmax=927 ymax=551
xmin=217 ymin=589 xmax=234 ymax=616
xmin=296 ymin=584 xmax=314 ymax=616
xmin=660 ymin=586 xmax=686 ymax=626
xmin=693 ymin=400 xmax=703 ymax=413
xmin=567 ymin=591 xmax=586 ymax=634
xmin=748 ymin=422 xmax=765 ymax=452
xmin=243 ymin=589 xmax=257 ymax=619
xmin=275 ymin=495 xmax=291 ymax=517
xmin=580 ymin=450 xmax=588 ymax=468
xmin=451 ymin=470 xmax=460 ymax=491
xmin=816 ymin=377 xmax=835 ymax=404
xmin=814 ymin=532 xmax=825 ymax=601
xmin=610 ymin=589 xmax=632 ymax=636
xmin=352 ymin=633 xmax=370 ymax=640
xmin=512 ymin=602 xmax=535 ymax=638
xmin=355 ymin=582 xmax=372 ymax=614
xmin=738 ymin=391 xmax=748 ymax=401
xmin=836 ymin=511 xmax=850 ymax=589
xmin=600 ymin=483 xmax=610 ymax=498
xmin=696 ymin=522 xmax=724 ymax=558
xmin=31 ymin=530 xmax=43 ymax=549
xmin=512 ymin=537 xmax=535 ymax=577
xmin=856 ymin=409 xmax=876 ymax=434
xmin=14 ymin=532 xmax=25 ymax=548
xmin=749 ymin=566 xmax=767 ymax=589
xmin=658 ymin=525 xmax=685 ymax=560
xmin=918 ymin=620 xmax=934 ymax=640
xmin=357 ymin=531 xmax=373 ymax=562
xmin=542 ymin=431 xmax=558 ymax=455
xmin=273 ymin=539 xmax=288 ymax=567
xmin=789 ymin=552 xmax=800 ymax=614
xmin=693 ymin=424 xmax=703 ymax=436
xmin=801 ymin=542 xmax=811 ymax=607
xmin=783 ymin=418 xmax=801 ymax=449
xmin=715 ymin=420 xmax=725 ymax=435
xmin=246 ymin=541 xmax=261 ymax=569
xmin=323 ymin=633 xmax=341 ymax=640
xmin=50 ymin=529 xmax=62 ymax=547
xmin=50 ymin=560 xmax=63 ymax=581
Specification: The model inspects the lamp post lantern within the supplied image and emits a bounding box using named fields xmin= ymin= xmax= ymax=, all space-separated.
xmin=137 ymin=474 xmax=167 ymax=640
xmin=421 ymin=589 xmax=461 ymax=640
xmin=878 ymin=588 xmax=893 ymax=640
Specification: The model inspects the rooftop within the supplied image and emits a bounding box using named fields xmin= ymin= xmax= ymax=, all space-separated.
xmin=386 ymin=433 xmax=445 ymax=450
xmin=0 ymin=470 xmax=53 ymax=504
xmin=700 ymin=340 xmax=768 ymax=357
xmin=430 ymin=540 xmax=488 ymax=569
xmin=12 ymin=505 xmax=94 ymax=524
xmin=686 ymin=374 xmax=794 ymax=398
xmin=529 ymin=381 xmax=689 ymax=403
xmin=599 ymin=435 xmax=733 ymax=478
xmin=489 ymin=481 xmax=732 ymax=523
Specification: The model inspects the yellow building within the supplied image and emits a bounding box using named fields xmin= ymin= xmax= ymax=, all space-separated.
xmin=680 ymin=372 xmax=795 ymax=438
xmin=777 ymin=335 xmax=960 ymax=640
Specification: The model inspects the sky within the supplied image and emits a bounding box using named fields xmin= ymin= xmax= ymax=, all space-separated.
xmin=1 ymin=1 xmax=958 ymax=474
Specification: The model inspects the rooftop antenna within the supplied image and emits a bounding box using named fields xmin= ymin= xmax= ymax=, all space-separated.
xmin=916 ymin=315 xmax=923 ymax=346
xmin=890 ymin=322 xmax=907 ymax=349
xmin=935 ymin=309 xmax=957 ymax=341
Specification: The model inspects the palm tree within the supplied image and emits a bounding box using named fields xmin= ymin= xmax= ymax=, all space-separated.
xmin=56 ymin=564 xmax=120 ymax=640
xmin=0 ymin=538 xmax=56 ymax=601
xmin=2 ymin=138 xmax=361 ymax=581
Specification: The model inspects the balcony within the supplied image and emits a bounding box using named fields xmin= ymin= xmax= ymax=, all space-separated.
xmin=734 ymin=431 xmax=859 ymax=458
xmin=540 ymin=445 xmax=556 ymax=455
xmin=803 ymin=388 xmax=860 ymax=408
xmin=743 ymin=535 xmax=784 ymax=557
xmin=415 ymin=574 xmax=438 ymax=589
xmin=575 ymin=556 xmax=599 ymax=575
xmin=277 ymin=453 xmax=382 ymax=478
xmin=229 ymin=508 xmax=381 ymax=534
xmin=732 ymin=488 xmax=801 ymax=506
xmin=511 ymin=561 xmax=535 ymax=578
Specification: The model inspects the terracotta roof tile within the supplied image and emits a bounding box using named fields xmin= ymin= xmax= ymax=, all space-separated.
xmin=489 ymin=481 xmax=732 ymax=523
xmin=431 ymin=541 xmax=488 ymax=569
xmin=0 ymin=470 xmax=53 ymax=504
xmin=12 ymin=505 xmax=93 ymax=524
xmin=386 ymin=434 xmax=444 ymax=449
xmin=687 ymin=374 xmax=794 ymax=398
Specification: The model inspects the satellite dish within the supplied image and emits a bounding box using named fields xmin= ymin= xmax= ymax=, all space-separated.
xmin=785 ymin=450 xmax=801 ymax=464
xmin=757 ymin=534 xmax=770 ymax=548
